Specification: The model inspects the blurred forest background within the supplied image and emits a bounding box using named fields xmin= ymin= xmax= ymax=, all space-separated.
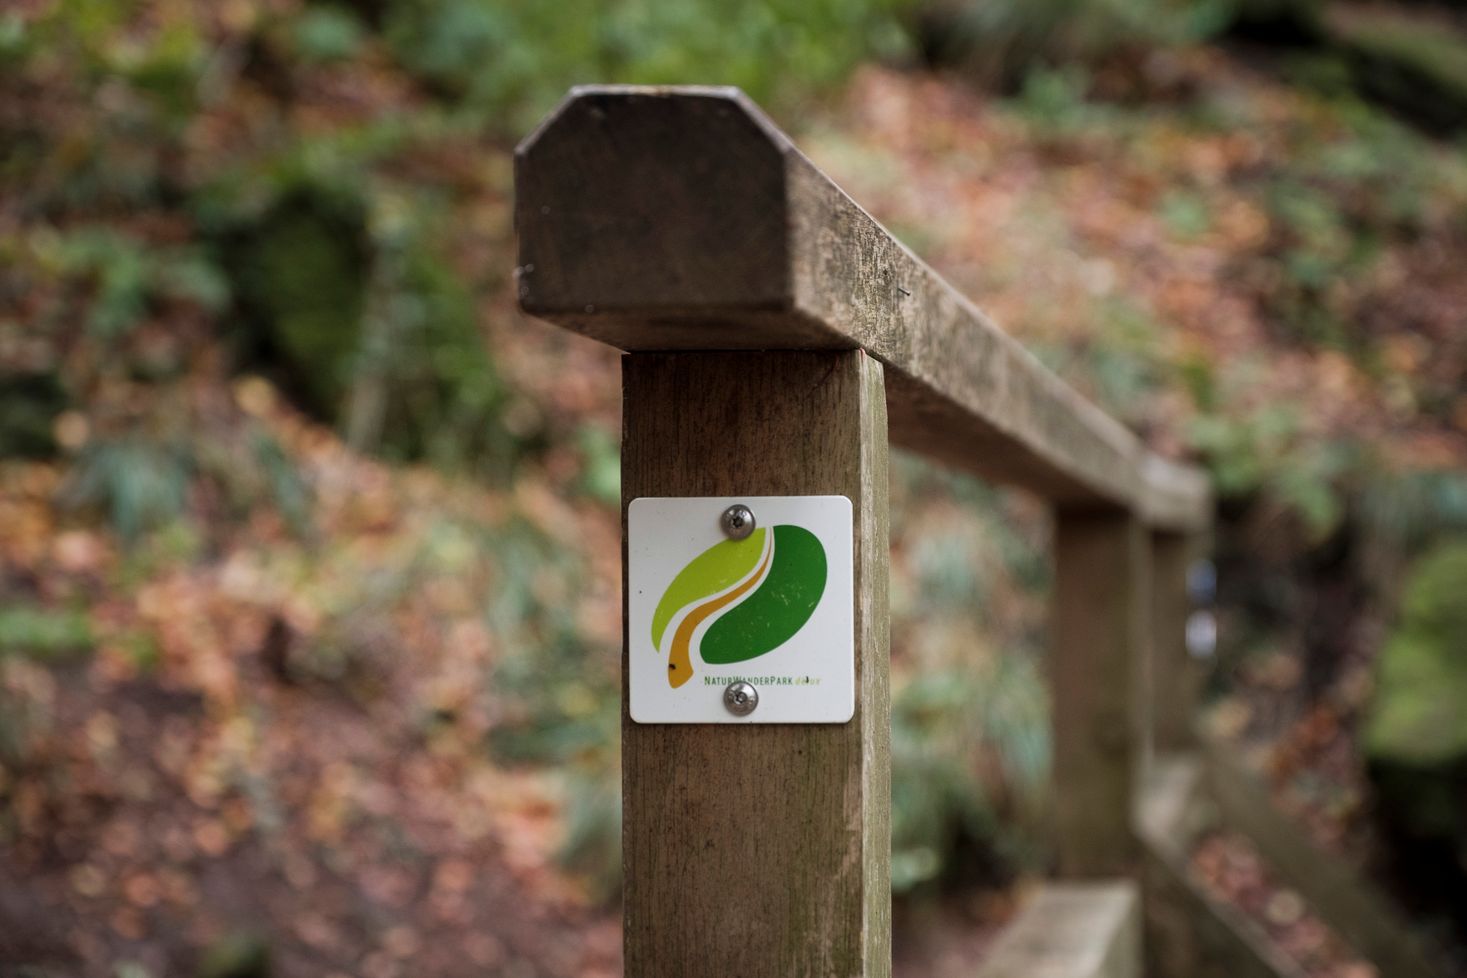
xmin=3 ymin=0 xmax=1467 ymax=976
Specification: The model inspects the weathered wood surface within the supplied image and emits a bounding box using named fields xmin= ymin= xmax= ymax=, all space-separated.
xmin=1052 ymin=510 xmax=1147 ymax=878
xmin=1147 ymin=531 xmax=1202 ymax=756
xmin=1137 ymin=754 xmax=1306 ymax=978
xmin=620 ymin=352 xmax=890 ymax=978
xmin=516 ymin=85 xmax=1210 ymax=531
xmin=976 ymin=882 xmax=1142 ymax=978
xmin=1204 ymin=740 xmax=1443 ymax=978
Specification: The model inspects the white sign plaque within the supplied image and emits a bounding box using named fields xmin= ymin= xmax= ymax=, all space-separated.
xmin=627 ymin=495 xmax=855 ymax=724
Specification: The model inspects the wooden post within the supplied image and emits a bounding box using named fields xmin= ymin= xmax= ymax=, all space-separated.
xmin=1052 ymin=509 xmax=1148 ymax=878
xmin=1147 ymin=531 xmax=1199 ymax=756
xmin=621 ymin=351 xmax=891 ymax=978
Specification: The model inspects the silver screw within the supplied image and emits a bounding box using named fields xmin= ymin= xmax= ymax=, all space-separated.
xmin=724 ymin=681 xmax=758 ymax=717
xmin=721 ymin=504 xmax=756 ymax=541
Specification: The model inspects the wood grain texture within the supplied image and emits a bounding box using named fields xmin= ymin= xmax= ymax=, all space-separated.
xmin=516 ymin=86 xmax=1210 ymax=531
xmin=620 ymin=351 xmax=890 ymax=978
xmin=1147 ymin=532 xmax=1202 ymax=756
xmin=1204 ymin=741 xmax=1443 ymax=978
xmin=1052 ymin=510 xmax=1148 ymax=878
xmin=976 ymin=882 xmax=1142 ymax=978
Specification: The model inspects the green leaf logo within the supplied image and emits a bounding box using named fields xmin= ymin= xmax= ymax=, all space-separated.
xmin=651 ymin=525 xmax=828 ymax=688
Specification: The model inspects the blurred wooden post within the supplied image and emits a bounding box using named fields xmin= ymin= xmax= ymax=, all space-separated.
xmin=1052 ymin=510 xmax=1149 ymax=878
xmin=621 ymin=351 xmax=891 ymax=978
xmin=1148 ymin=531 xmax=1199 ymax=756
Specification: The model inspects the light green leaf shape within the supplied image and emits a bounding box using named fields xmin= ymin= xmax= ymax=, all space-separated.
xmin=651 ymin=528 xmax=766 ymax=652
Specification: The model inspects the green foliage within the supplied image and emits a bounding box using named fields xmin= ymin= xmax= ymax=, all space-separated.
xmin=34 ymin=228 xmax=230 ymax=340
xmin=1031 ymin=298 xmax=1168 ymax=431
xmin=1188 ymin=401 xmax=1354 ymax=538
xmin=0 ymin=605 xmax=93 ymax=662
xmin=1184 ymin=355 xmax=1366 ymax=540
xmin=1013 ymin=64 xmax=1102 ymax=132
xmin=1160 ymin=189 xmax=1213 ymax=239
xmin=187 ymin=425 xmax=315 ymax=535
xmin=574 ymin=424 xmax=621 ymax=507
xmin=213 ymin=166 xmax=517 ymax=472
xmin=558 ymin=770 xmax=622 ymax=904
xmin=58 ymin=424 xmax=313 ymax=546
xmin=469 ymin=513 xmax=620 ymax=896
xmin=1256 ymin=177 xmax=1382 ymax=349
xmin=489 ymin=629 xmax=617 ymax=768
xmin=888 ymin=455 xmax=1051 ymax=893
xmin=291 ymin=6 xmax=367 ymax=63
xmin=349 ymin=202 xmax=516 ymax=472
xmin=483 ymin=516 xmax=616 ymax=763
xmin=5 ymin=0 xmax=923 ymax=497
xmin=925 ymin=0 xmax=1229 ymax=90
xmin=891 ymin=658 xmax=1049 ymax=892
xmin=383 ymin=0 xmax=915 ymax=134
xmin=60 ymin=436 xmax=193 ymax=544
xmin=1087 ymin=302 xmax=1169 ymax=429
xmin=1365 ymin=541 xmax=1467 ymax=768
xmin=244 ymin=430 xmax=313 ymax=536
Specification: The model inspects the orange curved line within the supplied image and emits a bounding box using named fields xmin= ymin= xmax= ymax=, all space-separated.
xmin=666 ymin=538 xmax=774 ymax=689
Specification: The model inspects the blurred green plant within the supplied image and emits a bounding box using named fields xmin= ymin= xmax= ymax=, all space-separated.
xmin=559 ymin=769 xmax=623 ymax=904
xmin=891 ymin=658 xmax=1049 ymax=892
xmin=58 ymin=421 xmax=313 ymax=545
xmin=59 ymin=435 xmax=193 ymax=543
xmin=1160 ymin=189 xmax=1213 ymax=239
xmin=478 ymin=515 xmax=622 ymax=896
xmin=291 ymin=5 xmax=368 ymax=63
xmin=350 ymin=198 xmax=518 ymax=473
xmin=574 ymin=423 xmax=622 ymax=507
xmin=1188 ymin=398 xmax=1353 ymax=539
xmin=0 ymin=605 xmax=93 ymax=662
xmin=384 ymin=0 xmax=915 ymax=133
xmin=920 ymin=0 xmax=1230 ymax=91
xmin=888 ymin=454 xmax=1051 ymax=892
xmin=1363 ymin=541 xmax=1467 ymax=913
xmin=29 ymin=228 xmax=230 ymax=341
xmin=1013 ymin=64 xmax=1107 ymax=134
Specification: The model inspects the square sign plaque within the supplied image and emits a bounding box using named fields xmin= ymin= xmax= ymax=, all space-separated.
xmin=627 ymin=495 xmax=855 ymax=724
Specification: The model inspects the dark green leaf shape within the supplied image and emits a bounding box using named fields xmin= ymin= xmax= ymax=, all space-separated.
xmin=701 ymin=524 xmax=826 ymax=664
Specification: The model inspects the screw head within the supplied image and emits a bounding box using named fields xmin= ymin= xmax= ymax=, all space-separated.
xmin=723 ymin=681 xmax=759 ymax=717
xmin=720 ymin=504 xmax=756 ymax=541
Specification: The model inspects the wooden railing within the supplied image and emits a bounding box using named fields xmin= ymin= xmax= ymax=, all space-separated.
xmin=516 ymin=85 xmax=1212 ymax=978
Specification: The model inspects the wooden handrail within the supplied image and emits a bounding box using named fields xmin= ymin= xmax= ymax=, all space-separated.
xmin=516 ymin=85 xmax=1210 ymax=531
xmin=976 ymin=882 xmax=1142 ymax=978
